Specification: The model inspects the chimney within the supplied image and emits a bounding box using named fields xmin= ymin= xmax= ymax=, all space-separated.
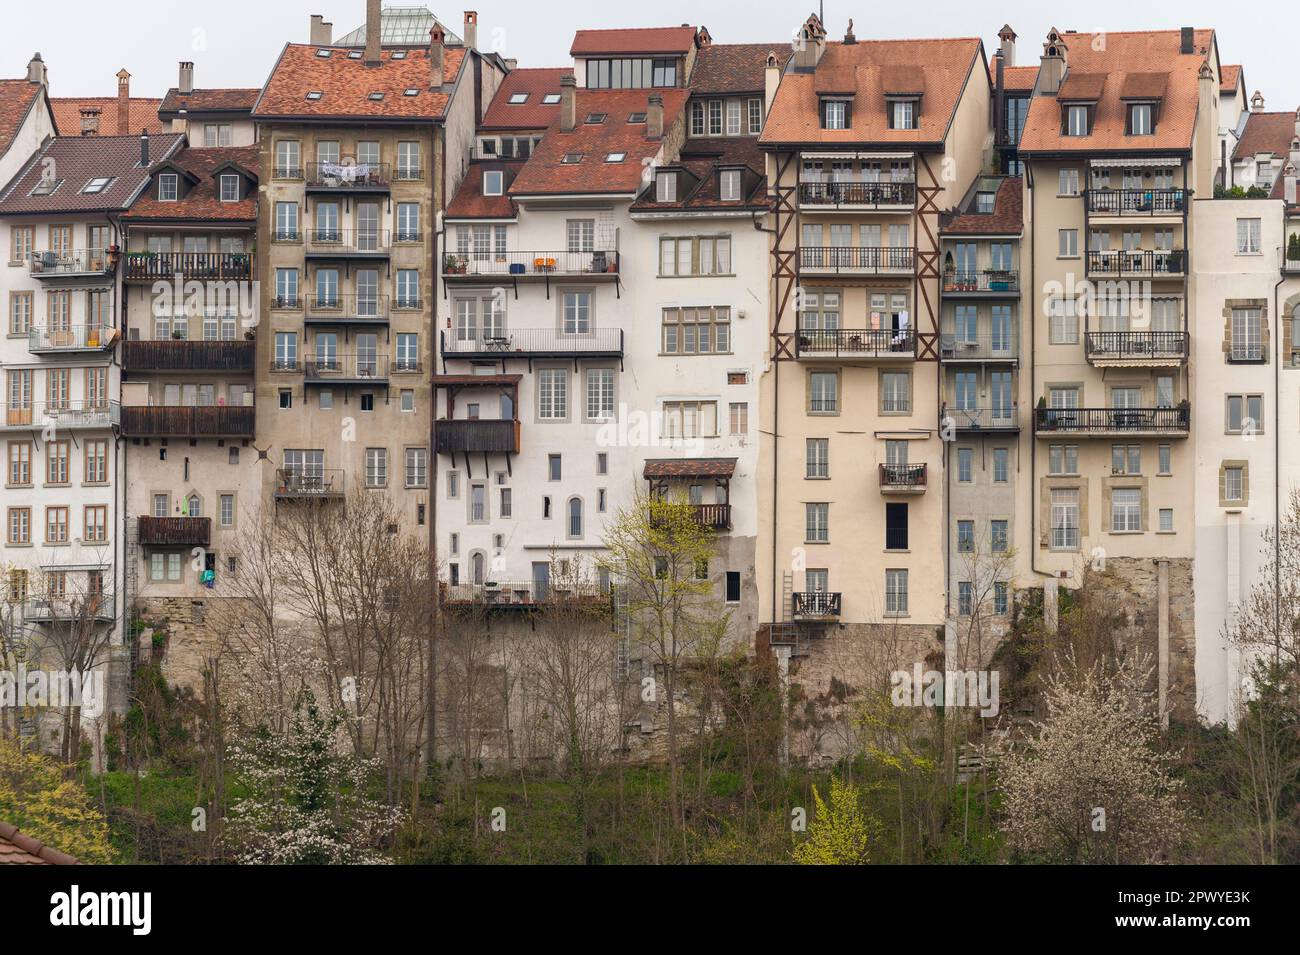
xmin=1284 ymin=162 xmax=1296 ymax=206
xmin=364 ymin=0 xmax=381 ymax=67
xmin=764 ymin=52 xmax=781 ymax=117
xmin=140 ymin=130 xmax=150 ymax=167
xmin=178 ymin=61 xmax=194 ymax=95
xmin=793 ymin=14 xmax=826 ymax=70
xmin=843 ymin=18 xmax=856 ymax=45
xmin=998 ymin=24 xmax=1017 ymax=67
xmin=429 ymin=26 xmax=445 ymax=87
xmin=463 ymin=11 xmax=478 ymax=52
xmin=1038 ymin=28 xmax=1067 ymax=96
xmin=1251 ymin=90 xmax=1265 ymax=113
xmin=309 ymin=14 xmax=333 ymax=45
xmin=79 ymin=108 xmax=101 ymax=136
xmin=26 ymin=53 xmax=46 ymax=87
xmin=117 ymin=69 xmax=131 ymax=136
xmin=994 ymin=51 xmax=1006 ymax=147
xmin=560 ymin=73 xmax=576 ymax=133
xmin=504 ymin=58 xmax=518 ymax=71
xmin=646 ymin=94 xmax=664 ymax=140
xmin=1180 ymin=27 xmax=1194 ymax=55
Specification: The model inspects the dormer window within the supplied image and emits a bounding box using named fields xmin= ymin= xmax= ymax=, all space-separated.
xmin=975 ymin=191 xmax=996 ymax=213
xmin=482 ymin=170 xmax=504 ymax=196
xmin=720 ymin=169 xmax=742 ymax=202
xmin=890 ymin=100 xmax=918 ymax=130
xmin=219 ymin=174 xmax=240 ymax=202
xmin=656 ymin=171 xmax=677 ymax=202
xmin=1066 ymin=105 xmax=1090 ymax=136
xmin=159 ymin=173 xmax=178 ymax=202
xmin=821 ymin=99 xmax=849 ymax=130
xmin=1127 ymin=102 xmax=1154 ymax=136
xmin=509 ymin=93 xmax=528 ymax=104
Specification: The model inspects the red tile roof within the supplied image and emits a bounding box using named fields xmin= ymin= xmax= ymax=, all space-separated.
xmin=0 ymin=133 xmax=185 ymax=216
xmin=50 ymin=97 xmax=164 ymax=136
xmin=480 ymin=68 xmax=570 ymax=131
xmin=1019 ymin=29 xmax=1213 ymax=155
xmin=570 ymin=26 xmax=697 ymax=57
xmin=123 ymin=145 xmax=259 ymax=222
xmin=0 ymin=80 xmax=44 ymax=162
xmin=989 ymin=64 xmax=1039 ymax=91
xmin=446 ymin=159 xmax=523 ymax=219
xmin=760 ymin=38 xmax=984 ymax=148
xmin=644 ymin=457 xmax=736 ymax=478
xmin=631 ymin=136 xmax=769 ymax=212
xmin=1232 ymin=111 xmax=1297 ymax=161
xmin=690 ymin=43 xmax=790 ymax=96
xmin=252 ymin=43 xmax=465 ymax=122
xmin=509 ymin=88 xmax=689 ymax=197
xmin=1220 ymin=64 xmax=1242 ymax=94
xmin=0 ymin=821 xmax=79 ymax=865
xmin=941 ymin=176 xmax=1023 ymax=234
xmin=159 ymin=87 xmax=260 ymax=117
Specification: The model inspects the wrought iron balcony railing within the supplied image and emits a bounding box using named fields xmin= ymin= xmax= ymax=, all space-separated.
xmin=123 ymin=251 xmax=253 ymax=282
xmin=939 ymin=330 xmax=1018 ymax=360
xmin=28 ymin=323 xmax=116 ymax=353
xmin=305 ymin=161 xmax=391 ymax=189
xmin=1084 ymin=331 xmax=1188 ymax=363
xmin=800 ymin=245 xmax=915 ymax=274
xmin=798 ymin=180 xmax=916 ymax=207
xmin=879 ymin=463 xmax=928 ymax=492
xmin=792 ymin=591 xmax=841 ymax=618
xmin=442 ymin=250 xmax=619 ymax=278
xmin=275 ymin=468 xmax=345 ymax=498
xmin=796 ymin=327 xmax=916 ymax=358
xmin=1086 ymin=249 xmax=1186 ymax=277
xmin=1084 ymin=188 xmax=1187 ymax=216
xmin=304 ymin=230 xmax=391 ymax=255
xmin=1034 ymin=406 xmax=1190 ymax=435
xmin=28 ymin=249 xmax=114 ymax=277
xmin=440 ymin=328 xmax=624 ymax=357
xmin=942 ymin=269 xmax=1019 ymax=293
xmin=1 ymin=401 xmax=119 ymax=429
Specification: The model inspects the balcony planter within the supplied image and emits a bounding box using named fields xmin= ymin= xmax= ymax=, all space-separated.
xmin=988 ymin=270 xmax=1013 ymax=291
xmin=443 ymin=254 xmax=467 ymax=274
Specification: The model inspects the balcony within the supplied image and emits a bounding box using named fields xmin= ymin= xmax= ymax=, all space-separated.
xmin=796 ymin=327 xmax=916 ymax=360
xmin=303 ymin=354 xmax=389 ymax=385
xmin=28 ymin=323 xmax=116 ymax=354
xmin=879 ymin=463 xmax=928 ymax=494
xmin=652 ymin=503 xmax=733 ymax=530
xmin=800 ymin=246 xmax=915 ymax=276
xmin=123 ymin=251 xmax=253 ymax=283
xmin=440 ymin=327 xmax=624 ymax=360
xmin=305 ymin=294 xmax=392 ymax=327
xmin=305 ymin=161 xmax=391 ymax=192
xmin=123 ymin=340 xmax=255 ymax=372
xmin=1086 ymin=249 xmax=1185 ymax=278
xmin=441 ymin=580 xmax=608 ymax=612
xmin=121 ymin=405 xmax=254 ymax=438
xmin=792 ymin=591 xmax=841 ymax=620
xmin=23 ymin=595 xmax=115 ymax=623
xmin=28 ymin=249 xmax=115 ymax=282
xmin=798 ymin=179 xmax=916 ymax=209
xmin=442 ymin=250 xmax=620 ymax=281
xmin=304 ymin=230 xmax=390 ymax=259
xmin=435 ymin=419 xmax=521 ymax=455
xmin=1084 ymin=331 xmax=1188 ymax=367
xmin=274 ymin=468 xmax=345 ymax=500
xmin=1034 ymin=406 xmax=1190 ymax=438
xmin=939 ymin=331 xmax=1018 ymax=362
xmin=1 ymin=401 xmax=118 ymax=430
xmin=1084 ymin=188 xmax=1187 ymax=219
xmin=942 ymin=405 xmax=1019 ymax=432
xmin=941 ymin=269 xmax=1020 ymax=296
xmin=138 ymin=516 xmax=211 ymax=548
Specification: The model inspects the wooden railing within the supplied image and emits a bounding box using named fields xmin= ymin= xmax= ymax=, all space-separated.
xmin=121 ymin=405 xmax=254 ymax=437
xmin=138 ymin=516 xmax=211 ymax=547
xmin=434 ymin=419 xmax=521 ymax=455
xmin=122 ymin=251 xmax=253 ymax=282
xmin=123 ymin=340 xmax=255 ymax=372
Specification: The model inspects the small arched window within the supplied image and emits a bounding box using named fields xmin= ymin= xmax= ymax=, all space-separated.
xmin=187 ymin=494 xmax=201 ymax=518
xmin=470 ymin=551 xmax=486 ymax=585
xmin=567 ymin=497 xmax=583 ymax=539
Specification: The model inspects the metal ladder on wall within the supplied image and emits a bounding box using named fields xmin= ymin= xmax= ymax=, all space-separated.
xmin=767 ymin=572 xmax=802 ymax=653
xmin=611 ymin=582 xmax=631 ymax=681
xmin=125 ymin=517 xmax=140 ymax=686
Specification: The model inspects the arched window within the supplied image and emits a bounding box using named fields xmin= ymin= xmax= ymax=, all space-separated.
xmin=187 ymin=494 xmax=201 ymax=518
xmin=567 ymin=497 xmax=583 ymax=539
xmin=470 ymin=551 xmax=486 ymax=585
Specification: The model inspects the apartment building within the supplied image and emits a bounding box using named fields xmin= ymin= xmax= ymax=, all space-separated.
xmin=758 ymin=15 xmax=991 ymax=676
xmin=116 ymin=141 xmax=260 ymax=689
xmin=157 ymin=61 xmax=259 ymax=146
xmin=251 ymin=6 xmax=499 ymax=521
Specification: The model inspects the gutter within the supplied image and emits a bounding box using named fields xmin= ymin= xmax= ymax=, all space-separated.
xmin=750 ymin=206 xmax=780 ymax=628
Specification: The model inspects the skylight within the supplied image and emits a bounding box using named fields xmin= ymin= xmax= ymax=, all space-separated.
xmin=542 ymin=93 xmax=561 ymax=104
xmin=29 ymin=178 xmax=62 ymax=197
xmin=81 ymin=177 xmax=114 ymax=195
xmin=348 ymin=50 xmax=362 ymax=59
xmin=509 ymin=93 xmax=528 ymax=104
xmin=306 ymin=91 xmax=323 ymax=100
xmin=627 ymin=112 xmax=647 ymax=124
xmin=369 ymin=92 xmax=385 ymax=101
xmin=391 ymin=50 xmax=407 ymax=59
xmin=315 ymin=49 xmax=331 ymax=58
xmin=605 ymin=152 xmax=626 ymax=163
xmin=403 ymin=88 xmax=420 ymax=97
xmin=585 ymin=113 xmax=607 ymax=125
xmin=561 ymin=153 xmax=584 ymax=164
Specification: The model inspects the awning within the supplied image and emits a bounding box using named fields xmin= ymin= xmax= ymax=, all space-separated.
xmin=643 ymin=457 xmax=737 ymax=479
xmin=1090 ymin=157 xmax=1177 ymax=168
xmin=801 ymin=151 xmax=915 ymax=161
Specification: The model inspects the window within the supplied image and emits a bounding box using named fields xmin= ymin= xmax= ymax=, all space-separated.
xmin=567 ymin=497 xmax=583 ymax=539
xmin=1158 ymin=445 xmax=1172 ymax=475
xmin=809 ymin=371 xmax=838 ymax=414
xmin=508 ymin=92 xmax=528 ymax=104
xmin=886 ymin=502 xmax=908 ymax=551
xmin=396 ymin=270 xmax=420 ymax=308
xmin=993 ymin=448 xmax=1009 ymax=483
xmin=81 ymin=177 xmax=113 ymax=195
xmin=1050 ymin=489 xmax=1080 ymax=549
xmin=957 ymin=520 xmax=975 ymax=553
xmin=991 ymin=520 xmax=1009 ymax=553
xmin=84 ymin=505 xmax=107 ymax=543
xmin=806 ymin=503 xmax=829 ymax=543
xmin=1128 ymin=102 xmax=1153 ymax=135
xmin=1229 ymin=309 xmax=1263 ymax=362
xmin=720 ymin=169 xmax=742 ymax=202
xmin=1066 ymin=105 xmax=1089 ymax=136
xmin=274 ymin=202 xmax=299 ymax=241
xmin=659 ymin=236 xmax=731 ymax=276
xmin=661 ymin=400 xmax=718 ymax=439
xmin=748 ymin=98 xmax=763 ymax=134
xmin=994 ymin=582 xmax=1009 ymax=615
xmin=957 ymin=447 xmax=973 ymax=483
xmin=1159 ymin=508 xmax=1174 ymax=533
xmin=446 ymin=471 xmax=460 ymax=499
xmin=10 ymin=226 xmax=33 ymax=263
xmin=219 ymin=174 xmax=239 ymax=202
xmin=957 ymin=581 xmax=973 ymax=616
xmin=1236 ymin=218 xmax=1261 ymax=254
xmin=7 ymin=507 xmax=29 ymax=544
xmin=158 ymin=173 xmax=178 ymax=201
xmin=469 ymin=483 xmax=488 ymax=523
xmin=538 ymin=368 xmax=567 ymax=419
xmin=396 ymin=142 xmax=421 ymax=179
xmin=891 ymin=100 xmax=916 ymax=130
xmin=885 ymin=569 xmax=908 ymax=615
xmin=726 ymin=99 xmax=742 ymax=136
xmin=220 ymin=494 xmax=235 ymax=527
xmin=1111 ymin=488 xmax=1142 ymax=532
xmin=661 ymin=306 xmax=731 ymax=354
xmin=1048 ymin=295 xmax=1078 ymax=343
xmin=483 ymin=170 xmax=503 ymax=196
xmin=881 ymin=371 xmax=911 ymax=413
xmin=1058 ymin=229 xmax=1079 ymax=257
xmin=806 ymin=438 xmax=829 ymax=478
xmin=729 ymin=402 xmax=748 ymax=436
xmin=396 ymin=333 xmax=419 ymax=371
xmin=655 ymin=172 xmax=677 ymax=202
xmin=365 ymin=448 xmax=388 ymax=488
xmin=405 ymin=448 xmax=427 ymax=488
xmin=275 ymin=140 xmax=301 ymax=177
xmin=45 ymin=506 xmax=68 ymax=543
xmin=597 ymin=452 xmax=608 ymax=476
xmin=690 ymin=101 xmax=705 ymax=135
xmin=273 ymin=330 xmax=297 ymax=369
xmin=548 ymin=454 xmax=562 ymax=481
xmin=1223 ymin=466 xmax=1244 ymax=503
xmin=605 ymin=152 xmax=625 ymax=163
xmin=204 ymin=123 xmax=232 ymax=147
xmin=396 ymin=204 xmax=420 ymax=242
xmin=500 ymin=487 xmax=512 ymax=518
xmin=46 ymin=440 xmax=68 ymax=484
xmin=8 ymin=442 xmax=30 ymax=486
xmin=822 ymin=100 xmax=847 ymax=130
xmin=1058 ymin=168 xmax=1080 ymax=196
xmin=726 ymin=571 xmax=742 ymax=603
xmin=586 ymin=368 xmax=615 ymax=420
xmin=561 ymin=290 xmax=591 ymax=333
xmin=9 ymin=292 xmax=32 ymax=335
xmin=1111 ymin=444 xmax=1142 ymax=475
xmin=1226 ymin=394 xmax=1264 ymax=433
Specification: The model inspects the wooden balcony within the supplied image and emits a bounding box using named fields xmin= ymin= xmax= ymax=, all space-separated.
xmin=792 ymin=591 xmax=841 ymax=620
xmin=121 ymin=405 xmax=254 ymax=438
xmin=123 ymin=251 xmax=253 ymax=283
xmin=879 ymin=463 xmax=928 ymax=494
xmin=138 ymin=516 xmax=211 ymax=548
xmin=434 ymin=419 xmax=520 ymax=455
xmin=123 ymin=340 xmax=256 ymax=372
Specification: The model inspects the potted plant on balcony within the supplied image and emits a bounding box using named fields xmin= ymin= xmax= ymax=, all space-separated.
xmin=988 ymin=268 xmax=1013 ymax=291
xmin=1036 ymin=395 xmax=1057 ymax=430
xmin=1288 ymin=233 xmax=1300 ymax=264
xmin=443 ymin=253 xmax=467 ymax=275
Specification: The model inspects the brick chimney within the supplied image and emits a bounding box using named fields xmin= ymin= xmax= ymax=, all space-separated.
xmin=117 ymin=69 xmax=131 ymax=135
xmin=179 ymin=61 xmax=194 ymax=95
xmin=430 ymin=26 xmax=445 ymax=87
xmin=463 ymin=11 xmax=478 ymax=52
xmin=998 ymin=24 xmax=1017 ymax=67
xmin=1180 ymin=27 xmax=1195 ymax=55
xmin=26 ymin=53 xmax=46 ymax=87
xmin=646 ymin=93 xmax=664 ymax=140
xmin=1038 ymin=28 xmax=1067 ymax=96
xmin=79 ymin=108 xmax=101 ymax=136
xmin=560 ymin=73 xmax=576 ymax=133
xmin=364 ymin=0 xmax=381 ymax=67
xmin=309 ymin=14 xmax=333 ymax=45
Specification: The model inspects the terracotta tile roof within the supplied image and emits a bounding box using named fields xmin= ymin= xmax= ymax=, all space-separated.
xmin=159 ymin=87 xmax=260 ymax=117
xmin=480 ymin=68 xmax=569 ymax=130
xmin=252 ymin=43 xmax=465 ymax=122
xmin=123 ymin=145 xmax=259 ymax=222
xmin=0 ymin=132 xmax=184 ymax=216
xmin=1232 ymin=111 xmax=1297 ymax=161
xmin=989 ymin=64 xmax=1038 ymax=91
xmin=50 ymin=97 xmax=165 ymax=136
xmin=1019 ymin=29 xmax=1213 ymax=155
xmin=0 ymin=80 xmax=44 ymax=162
xmin=0 ymin=820 xmax=79 ymax=865
xmin=570 ymin=26 xmax=697 ymax=57
xmin=631 ymin=136 xmax=768 ymax=212
xmin=1220 ymin=64 xmax=1242 ymax=93
xmin=446 ymin=159 xmax=523 ymax=219
xmin=760 ymin=38 xmax=984 ymax=148
xmin=509 ymin=88 xmax=688 ymax=196
xmin=941 ymin=176 xmax=1023 ymax=234
xmin=1120 ymin=72 xmax=1168 ymax=101
xmin=644 ymin=457 xmax=736 ymax=479
xmin=1058 ymin=71 xmax=1106 ymax=102
xmin=690 ymin=43 xmax=790 ymax=96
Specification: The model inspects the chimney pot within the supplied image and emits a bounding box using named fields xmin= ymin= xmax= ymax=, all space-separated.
xmin=79 ymin=108 xmax=101 ymax=136
xmin=1251 ymin=90 xmax=1265 ymax=113
xmin=178 ymin=61 xmax=194 ymax=95
xmin=140 ymin=130 xmax=150 ymax=167
xmin=646 ymin=93 xmax=664 ymax=140
xmin=26 ymin=53 xmax=46 ymax=87
xmin=364 ymin=0 xmax=382 ymax=66
xmin=560 ymin=73 xmax=576 ymax=133
xmin=463 ymin=11 xmax=478 ymax=52
xmin=309 ymin=14 xmax=333 ymax=45
xmin=117 ymin=69 xmax=131 ymax=138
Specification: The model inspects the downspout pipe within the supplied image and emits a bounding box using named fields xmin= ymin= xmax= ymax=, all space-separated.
xmin=752 ymin=208 xmax=779 ymax=628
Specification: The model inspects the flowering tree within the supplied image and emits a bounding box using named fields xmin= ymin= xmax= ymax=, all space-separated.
xmin=792 ymin=774 xmax=878 ymax=865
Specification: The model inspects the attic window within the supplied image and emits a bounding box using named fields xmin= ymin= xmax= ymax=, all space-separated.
xmin=348 ymin=51 xmax=363 ymax=59
xmin=29 ymin=178 xmax=63 ymax=197
xmin=1065 ymin=104 xmax=1091 ymax=136
xmin=81 ymin=177 xmax=114 ymax=195
xmin=391 ymin=51 xmax=407 ymax=60
xmin=1127 ymin=103 xmax=1155 ymax=136
xmin=720 ymin=169 xmax=742 ymax=202
xmin=655 ymin=171 xmax=677 ymax=202
xmin=975 ymin=191 xmax=996 ymax=213
xmin=219 ymin=174 xmax=240 ymax=202
xmin=585 ymin=113 xmax=607 ymax=125
xmin=483 ymin=170 xmax=504 ymax=195
xmin=306 ymin=91 xmax=323 ymax=101
xmin=542 ymin=93 xmax=561 ymax=104
xmin=158 ymin=173 xmax=178 ymax=201
xmin=509 ymin=93 xmax=529 ymax=104
xmin=820 ymin=99 xmax=849 ymax=130
xmin=889 ymin=100 xmax=918 ymax=130
xmin=605 ymin=152 xmax=626 ymax=163
xmin=627 ymin=112 xmax=647 ymax=124
xmin=404 ymin=88 xmax=420 ymax=97
xmin=561 ymin=153 xmax=584 ymax=164
xmin=369 ymin=92 xmax=385 ymax=101
xmin=315 ymin=49 xmax=331 ymax=58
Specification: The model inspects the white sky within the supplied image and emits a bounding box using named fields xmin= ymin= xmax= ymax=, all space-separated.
xmin=2 ymin=1 xmax=1295 ymax=112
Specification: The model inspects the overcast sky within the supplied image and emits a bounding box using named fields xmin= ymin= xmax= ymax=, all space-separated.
xmin=2 ymin=1 xmax=1295 ymax=111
